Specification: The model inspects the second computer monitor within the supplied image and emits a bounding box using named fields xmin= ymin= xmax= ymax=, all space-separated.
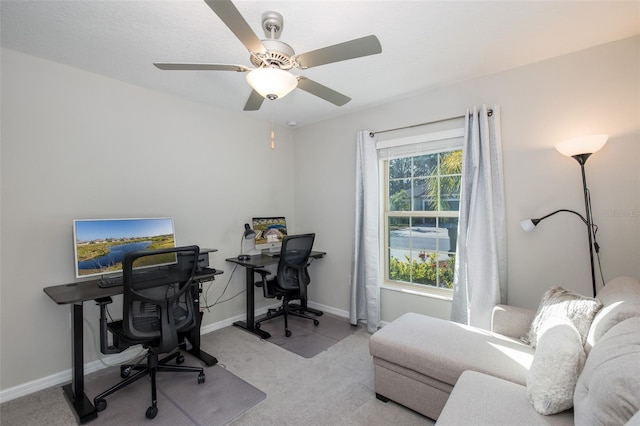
xmin=252 ymin=217 xmax=287 ymax=254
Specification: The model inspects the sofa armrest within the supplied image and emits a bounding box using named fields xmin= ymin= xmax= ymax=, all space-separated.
xmin=491 ymin=304 xmax=536 ymax=339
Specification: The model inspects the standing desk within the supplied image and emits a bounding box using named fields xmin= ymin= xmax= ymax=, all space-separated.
xmin=43 ymin=267 xmax=221 ymax=424
xmin=225 ymin=251 xmax=325 ymax=339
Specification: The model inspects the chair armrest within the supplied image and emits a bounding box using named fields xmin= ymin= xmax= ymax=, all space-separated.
xmin=491 ymin=304 xmax=536 ymax=339
xmin=253 ymin=269 xmax=271 ymax=286
xmin=253 ymin=269 xmax=276 ymax=298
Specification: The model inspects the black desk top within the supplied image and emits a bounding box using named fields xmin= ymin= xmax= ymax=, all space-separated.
xmin=44 ymin=268 xmax=222 ymax=305
xmin=225 ymin=251 xmax=326 ymax=268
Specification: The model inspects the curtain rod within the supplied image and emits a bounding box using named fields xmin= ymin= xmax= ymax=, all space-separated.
xmin=369 ymin=109 xmax=493 ymax=138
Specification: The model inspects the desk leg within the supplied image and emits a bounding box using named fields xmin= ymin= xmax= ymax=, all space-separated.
xmin=183 ymin=310 xmax=218 ymax=367
xmin=62 ymin=303 xmax=97 ymax=424
xmin=233 ymin=266 xmax=271 ymax=339
xmin=179 ymin=283 xmax=217 ymax=366
xmin=287 ymin=277 xmax=323 ymax=316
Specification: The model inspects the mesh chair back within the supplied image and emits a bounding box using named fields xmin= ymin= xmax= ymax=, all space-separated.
xmin=122 ymin=245 xmax=199 ymax=353
xmin=277 ymin=234 xmax=315 ymax=291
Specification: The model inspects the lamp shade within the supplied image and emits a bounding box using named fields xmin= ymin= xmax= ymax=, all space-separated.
xmin=243 ymin=223 xmax=256 ymax=239
xmin=555 ymin=134 xmax=608 ymax=157
xmin=519 ymin=218 xmax=537 ymax=232
xmin=246 ymin=68 xmax=298 ymax=100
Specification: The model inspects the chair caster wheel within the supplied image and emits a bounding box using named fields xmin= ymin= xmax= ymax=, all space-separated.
xmin=120 ymin=366 xmax=132 ymax=378
xmin=285 ymin=330 xmax=292 ymax=337
xmin=146 ymin=406 xmax=158 ymax=419
xmin=176 ymin=354 xmax=185 ymax=364
xmin=314 ymin=319 xmax=320 ymax=326
xmin=255 ymin=322 xmax=261 ymax=329
xmin=198 ymin=372 xmax=205 ymax=384
xmin=95 ymin=398 xmax=107 ymax=412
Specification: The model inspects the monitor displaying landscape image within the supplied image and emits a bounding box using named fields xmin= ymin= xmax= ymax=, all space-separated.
xmin=252 ymin=217 xmax=287 ymax=252
xmin=73 ymin=217 xmax=176 ymax=279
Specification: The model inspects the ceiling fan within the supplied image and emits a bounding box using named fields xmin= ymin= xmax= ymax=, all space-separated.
xmin=153 ymin=0 xmax=382 ymax=111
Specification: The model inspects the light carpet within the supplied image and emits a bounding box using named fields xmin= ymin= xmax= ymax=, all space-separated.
xmin=254 ymin=312 xmax=361 ymax=358
xmin=1 ymin=323 xmax=431 ymax=426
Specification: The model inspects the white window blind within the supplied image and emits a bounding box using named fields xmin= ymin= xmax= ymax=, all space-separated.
xmin=376 ymin=128 xmax=464 ymax=160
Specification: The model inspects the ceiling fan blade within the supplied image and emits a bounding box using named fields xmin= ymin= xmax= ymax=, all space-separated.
xmin=204 ymin=0 xmax=266 ymax=55
xmin=296 ymin=77 xmax=351 ymax=107
xmin=294 ymin=35 xmax=382 ymax=69
xmin=243 ymin=90 xmax=265 ymax=111
xmin=154 ymin=63 xmax=250 ymax=72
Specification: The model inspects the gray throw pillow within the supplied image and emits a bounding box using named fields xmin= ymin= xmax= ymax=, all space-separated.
xmin=523 ymin=286 xmax=602 ymax=348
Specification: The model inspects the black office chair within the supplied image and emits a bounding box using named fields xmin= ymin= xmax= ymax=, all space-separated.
xmin=254 ymin=233 xmax=320 ymax=337
xmin=93 ymin=246 xmax=205 ymax=420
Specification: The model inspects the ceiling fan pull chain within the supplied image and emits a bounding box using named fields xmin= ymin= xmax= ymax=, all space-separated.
xmin=270 ymin=119 xmax=276 ymax=150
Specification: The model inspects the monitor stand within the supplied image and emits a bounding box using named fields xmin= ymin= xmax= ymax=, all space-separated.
xmin=263 ymin=247 xmax=281 ymax=257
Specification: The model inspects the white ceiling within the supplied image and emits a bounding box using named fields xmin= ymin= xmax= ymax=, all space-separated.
xmin=2 ymin=0 xmax=639 ymax=128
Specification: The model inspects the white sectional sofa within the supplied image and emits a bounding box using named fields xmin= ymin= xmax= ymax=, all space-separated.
xmin=369 ymin=276 xmax=640 ymax=424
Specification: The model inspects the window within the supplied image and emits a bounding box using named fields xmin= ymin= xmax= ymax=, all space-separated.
xmin=379 ymin=130 xmax=463 ymax=291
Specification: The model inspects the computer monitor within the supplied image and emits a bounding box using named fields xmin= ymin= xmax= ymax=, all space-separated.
xmin=73 ymin=217 xmax=176 ymax=279
xmin=252 ymin=217 xmax=287 ymax=254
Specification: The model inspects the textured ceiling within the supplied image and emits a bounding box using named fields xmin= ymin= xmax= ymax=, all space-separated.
xmin=2 ymin=0 xmax=639 ymax=127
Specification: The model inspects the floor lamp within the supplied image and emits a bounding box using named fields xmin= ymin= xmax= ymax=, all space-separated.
xmin=520 ymin=134 xmax=608 ymax=297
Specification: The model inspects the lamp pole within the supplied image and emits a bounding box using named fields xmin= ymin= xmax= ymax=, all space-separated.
xmin=573 ymin=153 xmax=597 ymax=297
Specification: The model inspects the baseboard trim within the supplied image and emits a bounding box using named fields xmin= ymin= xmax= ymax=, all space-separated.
xmin=0 ymin=303 xmax=350 ymax=403
xmin=0 ymin=346 xmax=143 ymax=404
xmin=306 ymin=301 xmax=349 ymax=319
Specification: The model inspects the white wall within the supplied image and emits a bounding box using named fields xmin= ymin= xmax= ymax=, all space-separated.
xmin=293 ymin=36 xmax=640 ymax=321
xmin=1 ymin=36 xmax=639 ymax=395
xmin=0 ymin=48 xmax=295 ymax=390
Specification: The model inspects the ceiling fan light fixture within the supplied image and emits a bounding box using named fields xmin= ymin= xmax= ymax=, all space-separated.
xmin=246 ymin=68 xmax=297 ymax=100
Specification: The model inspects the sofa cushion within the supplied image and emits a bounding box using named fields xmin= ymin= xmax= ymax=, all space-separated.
xmin=370 ymin=313 xmax=533 ymax=387
xmin=574 ymin=317 xmax=640 ymax=425
xmin=437 ymin=370 xmax=574 ymax=426
xmin=491 ymin=304 xmax=536 ymax=339
xmin=587 ymin=276 xmax=640 ymax=348
xmin=526 ymin=320 xmax=585 ymax=415
xmin=523 ymin=286 xmax=601 ymax=348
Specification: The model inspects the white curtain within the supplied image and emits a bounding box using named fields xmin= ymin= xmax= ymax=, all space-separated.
xmin=451 ymin=105 xmax=507 ymax=329
xmin=349 ymin=130 xmax=380 ymax=333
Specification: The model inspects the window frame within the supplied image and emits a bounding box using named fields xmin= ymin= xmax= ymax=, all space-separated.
xmin=377 ymin=128 xmax=464 ymax=297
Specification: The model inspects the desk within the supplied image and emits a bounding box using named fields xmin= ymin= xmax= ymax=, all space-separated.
xmin=43 ymin=267 xmax=221 ymax=424
xmin=225 ymin=251 xmax=325 ymax=339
